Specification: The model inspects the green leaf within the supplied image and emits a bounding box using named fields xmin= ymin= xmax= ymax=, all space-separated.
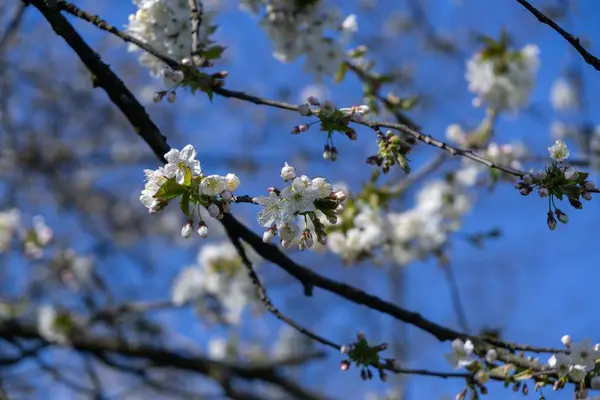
xmin=576 ymin=172 xmax=590 ymax=184
xmin=154 ymin=180 xmax=187 ymax=200
xmin=203 ymin=45 xmax=226 ymax=61
xmin=184 ymin=166 xmax=192 ymax=187
xmin=204 ymin=87 xmax=214 ymax=102
xmin=180 ymin=192 xmax=191 ymax=217
xmin=335 ymin=62 xmax=348 ymax=83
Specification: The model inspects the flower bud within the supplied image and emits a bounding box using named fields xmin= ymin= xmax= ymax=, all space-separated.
xmin=547 ymin=211 xmax=557 ymax=231
xmin=475 ymin=370 xmax=489 ymax=384
xmin=221 ymin=191 xmax=233 ymax=202
xmin=340 ymin=360 xmax=350 ymax=371
xmin=522 ymin=174 xmax=533 ymax=185
xmin=568 ymin=196 xmax=582 ymax=209
xmin=207 ymin=204 xmax=220 ymax=218
xmin=331 ymin=147 xmax=339 ymax=161
xmin=538 ymin=187 xmax=549 ymax=198
xmin=167 ymin=92 xmax=176 ymax=103
xmin=535 ymin=170 xmax=547 ymax=180
xmin=281 ymin=239 xmax=292 ymax=248
xmin=561 ymin=334 xmax=571 ymax=347
xmin=181 ymin=220 xmax=194 ymax=239
xmin=153 ymin=92 xmax=163 ymax=103
xmin=298 ymin=124 xmax=309 ymax=133
xmin=307 ymin=96 xmax=320 ymax=106
xmin=197 ymin=222 xmax=208 ymax=238
xmin=555 ymin=209 xmax=568 ymax=224
xmin=585 ymin=181 xmax=596 ymax=191
xmin=298 ymin=104 xmax=311 ymax=116
xmin=583 ymin=191 xmax=592 ymax=201
xmin=564 ymin=167 xmax=578 ymax=180
xmin=485 ymin=348 xmax=497 ymax=362
xmin=334 ymin=191 xmax=347 ymax=202
xmin=323 ymin=149 xmax=331 ymax=160
xmin=327 ymin=215 xmax=338 ymax=224
xmin=281 ymin=162 xmax=296 ymax=181
xmin=181 ymin=57 xmax=193 ymax=66
xmin=340 ymin=345 xmax=352 ymax=354
xmin=263 ymin=228 xmax=276 ymax=243
xmin=378 ymin=369 xmax=387 ymax=382
xmin=519 ymin=186 xmax=532 ymax=196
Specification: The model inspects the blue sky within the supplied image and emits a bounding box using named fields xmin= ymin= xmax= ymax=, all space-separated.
xmin=15 ymin=0 xmax=600 ymax=399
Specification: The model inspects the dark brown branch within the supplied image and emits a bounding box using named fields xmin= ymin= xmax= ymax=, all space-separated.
xmin=30 ymin=0 xmax=171 ymax=162
xmin=516 ymin=0 xmax=600 ymax=71
xmin=0 ymin=319 xmax=329 ymax=400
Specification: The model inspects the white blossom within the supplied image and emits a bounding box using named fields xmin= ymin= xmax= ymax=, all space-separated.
xmin=466 ymin=44 xmax=539 ymax=111
xmin=256 ymin=192 xmax=286 ymax=228
xmin=164 ymin=145 xmax=202 ymax=185
xmin=225 ymin=173 xmax=240 ymax=192
xmin=280 ymin=177 xmax=318 ymax=216
xmin=126 ymin=0 xmax=216 ymax=77
xmin=445 ymin=339 xmax=474 ymax=369
xmin=548 ymin=140 xmax=570 ymax=162
xmin=280 ymin=162 xmax=296 ymax=181
xmin=242 ymin=1 xmax=356 ymax=76
xmin=38 ymin=306 xmax=68 ymax=344
xmin=201 ymin=175 xmax=227 ymax=196
xmin=548 ymin=352 xmax=571 ymax=377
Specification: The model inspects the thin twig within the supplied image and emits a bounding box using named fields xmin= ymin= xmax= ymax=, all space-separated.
xmin=187 ymin=0 xmax=203 ymax=63
xmin=516 ymin=0 xmax=600 ymax=71
xmin=223 ymin=225 xmax=340 ymax=350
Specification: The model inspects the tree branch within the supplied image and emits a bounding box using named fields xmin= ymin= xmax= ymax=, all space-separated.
xmin=516 ymin=0 xmax=600 ymax=71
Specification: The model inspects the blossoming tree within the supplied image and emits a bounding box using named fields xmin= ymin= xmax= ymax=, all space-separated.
xmin=1 ymin=0 xmax=600 ymax=399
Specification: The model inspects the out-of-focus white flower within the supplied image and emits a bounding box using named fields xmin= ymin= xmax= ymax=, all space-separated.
xmin=172 ymin=242 xmax=260 ymax=325
xmin=241 ymin=1 xmax=356 ymax=76
xmin=550 ymin=77 xmax=578 ymax=111
xmin=172 ymin=267 xmax=205 ymax=306
xmin=445 ymin=339 xmax=474 ymax=369
xmin=446 ymin=124 xmax=466 ymax=145
xmin=548 ymin=352 xmax=571 ymax=377
xmin=341 ymin=14 xmax=358 ymax=33
xmin=0 ymin=209 xmax=20 ymax=253
xmin=466 ymin=44 xmax=539 ymax=111
xmin=38 ymin=305 xmax=68 ymax=344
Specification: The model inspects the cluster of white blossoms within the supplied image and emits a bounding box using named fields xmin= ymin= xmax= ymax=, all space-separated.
xmin=139 ymin=145 xmax=240 ymax=239
xmin=171 ymin=241 xmax=259 ymax=325
xmin=466 ymin=43 xmax=539 ymax=111
xmin=0 ymin=209 xmax=53 ymax=259
xmin=548 ymin=336 xmax=600 ymax=385
xmin=328 ymin=178 xmax=471 ymax=266
xmin=126 ymin=0 xmax=215 ymax=77
xmin=240 ymin=1 xmax=358 ymax=76
xmin=254 ymin=162 xmax=346 ymax=250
